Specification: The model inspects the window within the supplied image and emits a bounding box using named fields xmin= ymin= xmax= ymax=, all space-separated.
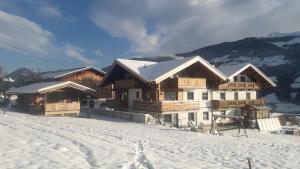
xmin=203 ymin=112 xmax=209 ymax=120
xmin=240 ymin=76 xmax=246 ymax=82
xmin=89 ymin=100 xmax=94 ymax=108
xmin=164 ymin=114 xmax=172 ymax=122
xmin=164 ymin=91 xmax=177 ymax=101
xmin=121 ymin=91 xmax=127 ymax=100
xmin=187 ymin=92 xmax=194 ymax=100
xmin=188 ymin=112 xmax=195 ymax=121
xmin=221 ymin=110 xmax=226 ymax=116
xmin=136 ymin=91 xmax=140 ymax=99
xmin=234 ymin=92 xmax=239 ymax=100
xmin=234 ymin=76 xmax=238 ymax=82
xmin=202 ymin=92 xmax=208 ymax=100
xmin=246 ymin=92 xmax=251 ymax=100
xmin=220 ymin=92 xmax=226 ymax=100
xmin=81 ymin=100 xmax=88 ymax=106
xmin=146 ymin=92 xmax=151 ymax=100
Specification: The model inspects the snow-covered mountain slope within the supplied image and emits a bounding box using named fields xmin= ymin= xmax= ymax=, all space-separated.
xmin=1 ymin=111 xmax=300 ymax=169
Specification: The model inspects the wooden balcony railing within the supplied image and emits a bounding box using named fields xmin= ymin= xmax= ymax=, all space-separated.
xmin=132 ymin=100 xmax=200 ymax=112
xmin=169 ymin=77 xmax=206 ymax=88
xmin=213 ymin=99 xmax=265 ymax=109
xmin=103 ymin=100 xmax=128 ymax=108
xmin=45 ymin=102 xmax=80 ymax=115
xmin=218 ymin=82 xmax=259 ymax=90
xmin=114 ymin=79 xmax=136 ymax=89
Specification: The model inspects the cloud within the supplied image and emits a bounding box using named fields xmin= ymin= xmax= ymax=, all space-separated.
xmin=0 ymin=10 xmax=94 ymax=65
xmin=94 ymin=48 xmax=103 ymax=56
xmin=0 ymin=10 xmax=55 ymax=55
xmin=38 ymin=5 xmax=62 ymax=17
xmin=90 ymin=0 xmax=300 ymax=55
xmin=25 ymin=0 xmax=62 ymax=18
xmin=63 ymin=44 xmax=95 ymax=65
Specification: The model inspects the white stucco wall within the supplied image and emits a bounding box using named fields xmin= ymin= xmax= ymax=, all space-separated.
xmin=212 ymin=90 xmax=257 ymax=101
xmin=182 ymin=88 xmax=212 ymax=108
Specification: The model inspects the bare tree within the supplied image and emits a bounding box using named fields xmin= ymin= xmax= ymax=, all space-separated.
xmin=0 ymin=65 xmax=13 ymax=114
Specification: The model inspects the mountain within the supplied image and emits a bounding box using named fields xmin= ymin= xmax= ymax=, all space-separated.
xmin=6 ymin=67 xmax=37 ymax=87
xmin=133 ymin=32 xmax=300 ymax=113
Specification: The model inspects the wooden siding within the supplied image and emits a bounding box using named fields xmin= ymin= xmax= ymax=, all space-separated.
xmin=62 ymin=69 xmax=103 ymax=82
xmin=176 ymin=77 xmax=206 ymax=88
xmin=45 ymin=102 xmax=80 ymax=115
xmin=62 ymin=69 xmax=111 ymax=98
xmin=132 ymin=100 xmax=199 ymax=112
xmin=213 ymin=99 xmax=265 ymax=109
xmin=218 ymin=82 xmax=259 ymax=90
xmin=114 ymin=79 xmax=136 ymax=89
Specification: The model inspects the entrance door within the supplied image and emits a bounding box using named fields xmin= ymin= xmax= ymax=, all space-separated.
xmin=172 ymin=113 xmax=179 ymax=127
xmin=128 ymin=88 xmax=142 ymax=107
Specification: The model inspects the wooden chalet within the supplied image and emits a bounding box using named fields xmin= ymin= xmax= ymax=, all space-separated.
xmin=99 ymin=55 xmax=276 ymax=127
xmin=39 ymin=66 xmax=112 ymax=99
xmin=6 ymin=81 xmax=95 ymax=116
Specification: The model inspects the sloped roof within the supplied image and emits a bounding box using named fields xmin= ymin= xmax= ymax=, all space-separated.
xmin=218 ymin=63 xmax=276 ymax=87
xmin=6 ymin=81 xmax=95 ymax=94
xmin=40 ymin=66 xmax=105 ymax=79
xmin=106 ymin=56 xmax=227 ymax=84
xmin=217 ymin=63 xmax=249 ymax=77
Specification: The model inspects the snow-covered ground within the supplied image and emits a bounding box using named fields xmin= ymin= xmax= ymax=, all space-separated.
xmin=1 ymin=111 xmax=300 ymax=169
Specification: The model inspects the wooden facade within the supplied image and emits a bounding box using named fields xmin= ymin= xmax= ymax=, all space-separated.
xmin=101 ymin=61 xmax=223 ymax=113
xmin=218 ymin=82 xmax=259 ymax=90
xmin=132 ymin=100 xmax=200 ymax=112
xmin=7 ymin=81 xmax=96 ymax=116
xmin=59 ymin=69 xmax=111 ymax=98
xmin=19 ymin=88 xmax=82 ymax=116
xmin=45 ymin=102 xmax=80 ymax=115
xmin=212 ymin=99 xmax=265 ymax=109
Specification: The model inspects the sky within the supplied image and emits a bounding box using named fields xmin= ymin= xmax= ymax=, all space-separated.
xmin=0 ymin=0 xmax=300 ymax=73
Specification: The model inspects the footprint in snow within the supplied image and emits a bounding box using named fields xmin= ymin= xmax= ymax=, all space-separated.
xmin=123 ymin=141 xmax=154 ymax=169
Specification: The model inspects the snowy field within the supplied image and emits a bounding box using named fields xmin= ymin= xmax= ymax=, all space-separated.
xmin=1 ymin=111 xmax=300 ymax=169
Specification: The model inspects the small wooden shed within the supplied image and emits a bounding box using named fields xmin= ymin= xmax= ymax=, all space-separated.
xmin=6 ymin=81 xmax=95 ymax=116
xmin=242 ymin=105 xmax=271 ymax=128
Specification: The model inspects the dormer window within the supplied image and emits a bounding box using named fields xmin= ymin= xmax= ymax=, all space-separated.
xmin=240 ymin=76 xmax=246 ymax=82
xmin=234 ymin=76 xmax=238 ymax=82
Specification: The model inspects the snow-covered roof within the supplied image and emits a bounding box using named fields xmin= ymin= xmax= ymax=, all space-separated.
xmin=103 ymin=56 xmax=227 ymax=84
xmin=6 ymin=81 xmax=95 ymax=94
xmin=218 ymin=63 xmax=249 ymax=77
xmin=218 ymin=63 xmax=276 ymax=87
xmin=40 ymin=66 xmax=105 ymax=79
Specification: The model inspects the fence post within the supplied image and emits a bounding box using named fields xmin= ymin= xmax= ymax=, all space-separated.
xmin=247 ymin=158 xmax=252 ymax=169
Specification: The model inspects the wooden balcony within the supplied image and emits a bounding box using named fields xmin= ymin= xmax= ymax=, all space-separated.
xmin=213 ymin=99 xmax=265 ymax=109
xmin=114 ymin=79 xmax=136 ymax=89
xmin=218 ymin=82 xmax=259 ymax=90
xmin=132 ymin=100 xmax=200 ymax=112
xmin=170 ymin=77 xmax=206 ymax=88
xmin=45 ymin=102 xmax=80 ymax=115
xmin=103 ymin=99 xmax=128 ymax=108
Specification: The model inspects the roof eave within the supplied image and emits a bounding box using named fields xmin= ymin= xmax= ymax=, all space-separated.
xmin=54 ymin=66 xmax=106 ymax=79
xmin=154 ymin=56 xmax=227 ymax=83
xmin=228 ymin=64 xmax=277 ymax=87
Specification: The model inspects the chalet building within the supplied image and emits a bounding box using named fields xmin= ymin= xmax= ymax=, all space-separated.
xmin=213 ymin=63 xmax=276 ymax=126
xmin=6 ymin=81 xmax=95 ymax=116
xmin=39 ymin=66 xmax=112 ymax=99
xmin=6 ymin=66 xmax=113 ymax=116
xmin=99 ymin=56 xmax=276 ymax=127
